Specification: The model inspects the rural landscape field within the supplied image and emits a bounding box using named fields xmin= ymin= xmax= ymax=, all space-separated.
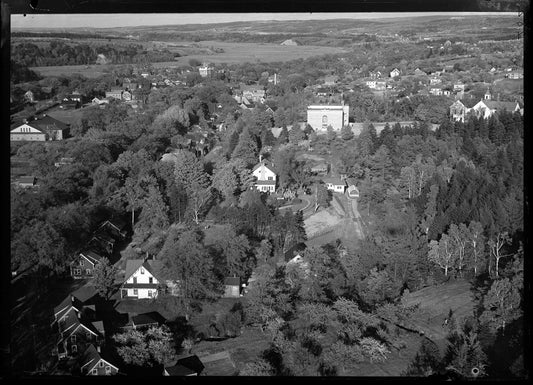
xmin=8 ymin=10 xmax=525 ymax=380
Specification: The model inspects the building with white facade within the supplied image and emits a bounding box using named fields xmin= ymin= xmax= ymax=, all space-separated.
xmin=199 ymin=63 xmax=214 ymax=77
xmin=307 ymin=104 xmax=349 ymax=132
xmin=252 ymin=160 xmax=277 ymax=193
xmin=120 ymin=259 xmax=179 ymax=299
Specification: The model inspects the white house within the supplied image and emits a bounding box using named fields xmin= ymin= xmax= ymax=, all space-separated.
xmin=199 ymin=63 xmax=214 ymax=77
xmin=470 ymin=99 xmax=521 ymax=119
xmin=121 ymin=259 xmax=165 ymax=299
xmin=323 ymin=177 xmax=346 ymax=193
xmin=390 ymin=68 xmax=401 ymax=78
xmin=252 ymin=160 xmax=277 ymax=193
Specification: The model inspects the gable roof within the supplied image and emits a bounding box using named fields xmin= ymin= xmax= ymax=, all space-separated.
xmin=27 ymin=115 xmax=69 ymax=132
xmin=323 ymin=177 xmax=346 ymax=186
xmin=132 ymin=311 xmax=167 ymax=327
xmin=81 ymin=344 xmax=119 ymax=373
xmin=123 ymin=259 xmax=163 ymax=283
xmin=165 ymin=364 xmax=197 ymax=376
xmin=252 ymin=161 xmax=276 ymax=174
xmin=482 ymin=100 xmax=519 ymax=111
xmin=79 ymin=250 xmax=104 ymax=266
xmin=224 ymin=277 xmax=241 ymax=286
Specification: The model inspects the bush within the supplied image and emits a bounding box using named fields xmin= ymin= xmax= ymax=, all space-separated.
xmin=189 ymin=58 xmax=202 ymax=67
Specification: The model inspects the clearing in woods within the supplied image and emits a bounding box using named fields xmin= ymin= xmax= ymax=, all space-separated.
xmin=348 ymin=279 xmax=475 ymax=376
xmin=401 ymin=279 xmax=475 ymax=352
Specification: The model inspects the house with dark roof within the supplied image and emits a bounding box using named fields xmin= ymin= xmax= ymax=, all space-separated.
xmin=10 ymin=115 xmax=69 ymax=141
xmin=70 ymin=250 xmax=104 ymax=280
xmin=80 ymin=344 xmax=120 ymax=376
xmin=164 ymin=355 xmax=205 ymax=376
xmin=252 ymin=160 xmax=277 ymax=193
xmin=88 ymin=232 xmax=116 ymax=256
xmin=129 ymin=311 xmax=167 ymax=330
xmin=97 ymin=219 xmax=128 ymax=240
xmin=52 ymin=284 xmax=105 ymax=360
xmin=54 ymin=308 xmax=104 ymax=360
xmin=224 ymin=277 xmax=241 ymax=298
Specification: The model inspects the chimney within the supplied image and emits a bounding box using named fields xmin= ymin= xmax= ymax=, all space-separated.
xmin=97 ymin=345 xmax=101 ymax=353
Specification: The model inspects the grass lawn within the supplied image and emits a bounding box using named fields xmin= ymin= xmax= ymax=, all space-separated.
xmin=345 ymin=333 xmax=424 ymax=376
xmin=192 ymin=326 xmax=270 ymax=375
xmin=401 ymin=279 xmax=475 ymax=351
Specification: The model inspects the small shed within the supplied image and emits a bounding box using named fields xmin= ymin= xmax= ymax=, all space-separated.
xmin=224 ymin=277 xmax=241 ymax=298
xmin=16 ymin=175 xmax=36 ymax=188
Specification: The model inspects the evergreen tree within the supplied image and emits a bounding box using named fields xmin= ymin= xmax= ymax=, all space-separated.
xmin=232 ymin=127 xmax=259 ymax=167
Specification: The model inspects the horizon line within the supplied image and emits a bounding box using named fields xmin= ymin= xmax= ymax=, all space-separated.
xmin=11 ymin=12 xmax=516 ymax=30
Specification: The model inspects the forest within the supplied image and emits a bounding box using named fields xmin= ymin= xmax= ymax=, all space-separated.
xmin=11 ymin=41 xmax=178 ymax=67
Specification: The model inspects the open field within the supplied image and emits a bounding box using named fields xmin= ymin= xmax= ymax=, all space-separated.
xmin=154 ymin=40 xmax=346 ymax=66
xmin=304 ymin=207 xmax=343 ymax=238
xmin=402 ymin=279 xmax=475 ymax=352
xmin=31 ymin=64 xmax=115 ymax=78
xmin=46 ymin=105 xmax=93 ymax=125
xmin=30 ymin=40 xmax=346 ymax=78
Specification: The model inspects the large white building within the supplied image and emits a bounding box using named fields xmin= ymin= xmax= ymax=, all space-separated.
xmin=307 ymin=104 xmax=349 ymax=132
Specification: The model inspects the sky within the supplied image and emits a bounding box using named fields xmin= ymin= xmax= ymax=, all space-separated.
xmin=11 ymin=12 xmax=514 ymax=29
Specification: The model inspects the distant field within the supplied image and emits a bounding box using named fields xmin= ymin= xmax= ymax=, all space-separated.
xmin=31 ymin=40 xmax=346 ymax=78
xmin=31 ymin=64 xmax=113 ymax=78
xmin=155 ymin=40 xmax=347 ymax=65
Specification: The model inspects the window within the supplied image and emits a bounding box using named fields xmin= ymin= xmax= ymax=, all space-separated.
xmin=71 ymin=344 xmax=77 ymax=353
xmin=86 ymin=269 xmax=91 ymax=275
xmin=74 ymin=269 xmax=81 ymax=275
xmin=322 ymin=115 xmax=328 ymax=123
xmin=133 ymin=277 xmax=137 ymax=284
xmin=99 ymin=361 xmax=104 ymax=367
xmin=133 ymin=289 xmax=138 ymax=296
xmin=105 ymin=366 xmax=111 ymax=374
xmin=140 ymin=267 xmax=145 ymax=274
xmin=148 ymin=277 xmax=153 ymax=284
xmin=87 ymin=332 xmax=92 ymax=339
xmin=148 ymin=290 xmax=152 ymax=298
xmin=80 ymin=260 xmax=84 ymax=266
xmin=91 ymin=369 xmax=97 ymax=375
xmin=71 ymin=335 xmax=76 ymax=343
xmin=268 ymin=177 xmax=273 ymax=180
